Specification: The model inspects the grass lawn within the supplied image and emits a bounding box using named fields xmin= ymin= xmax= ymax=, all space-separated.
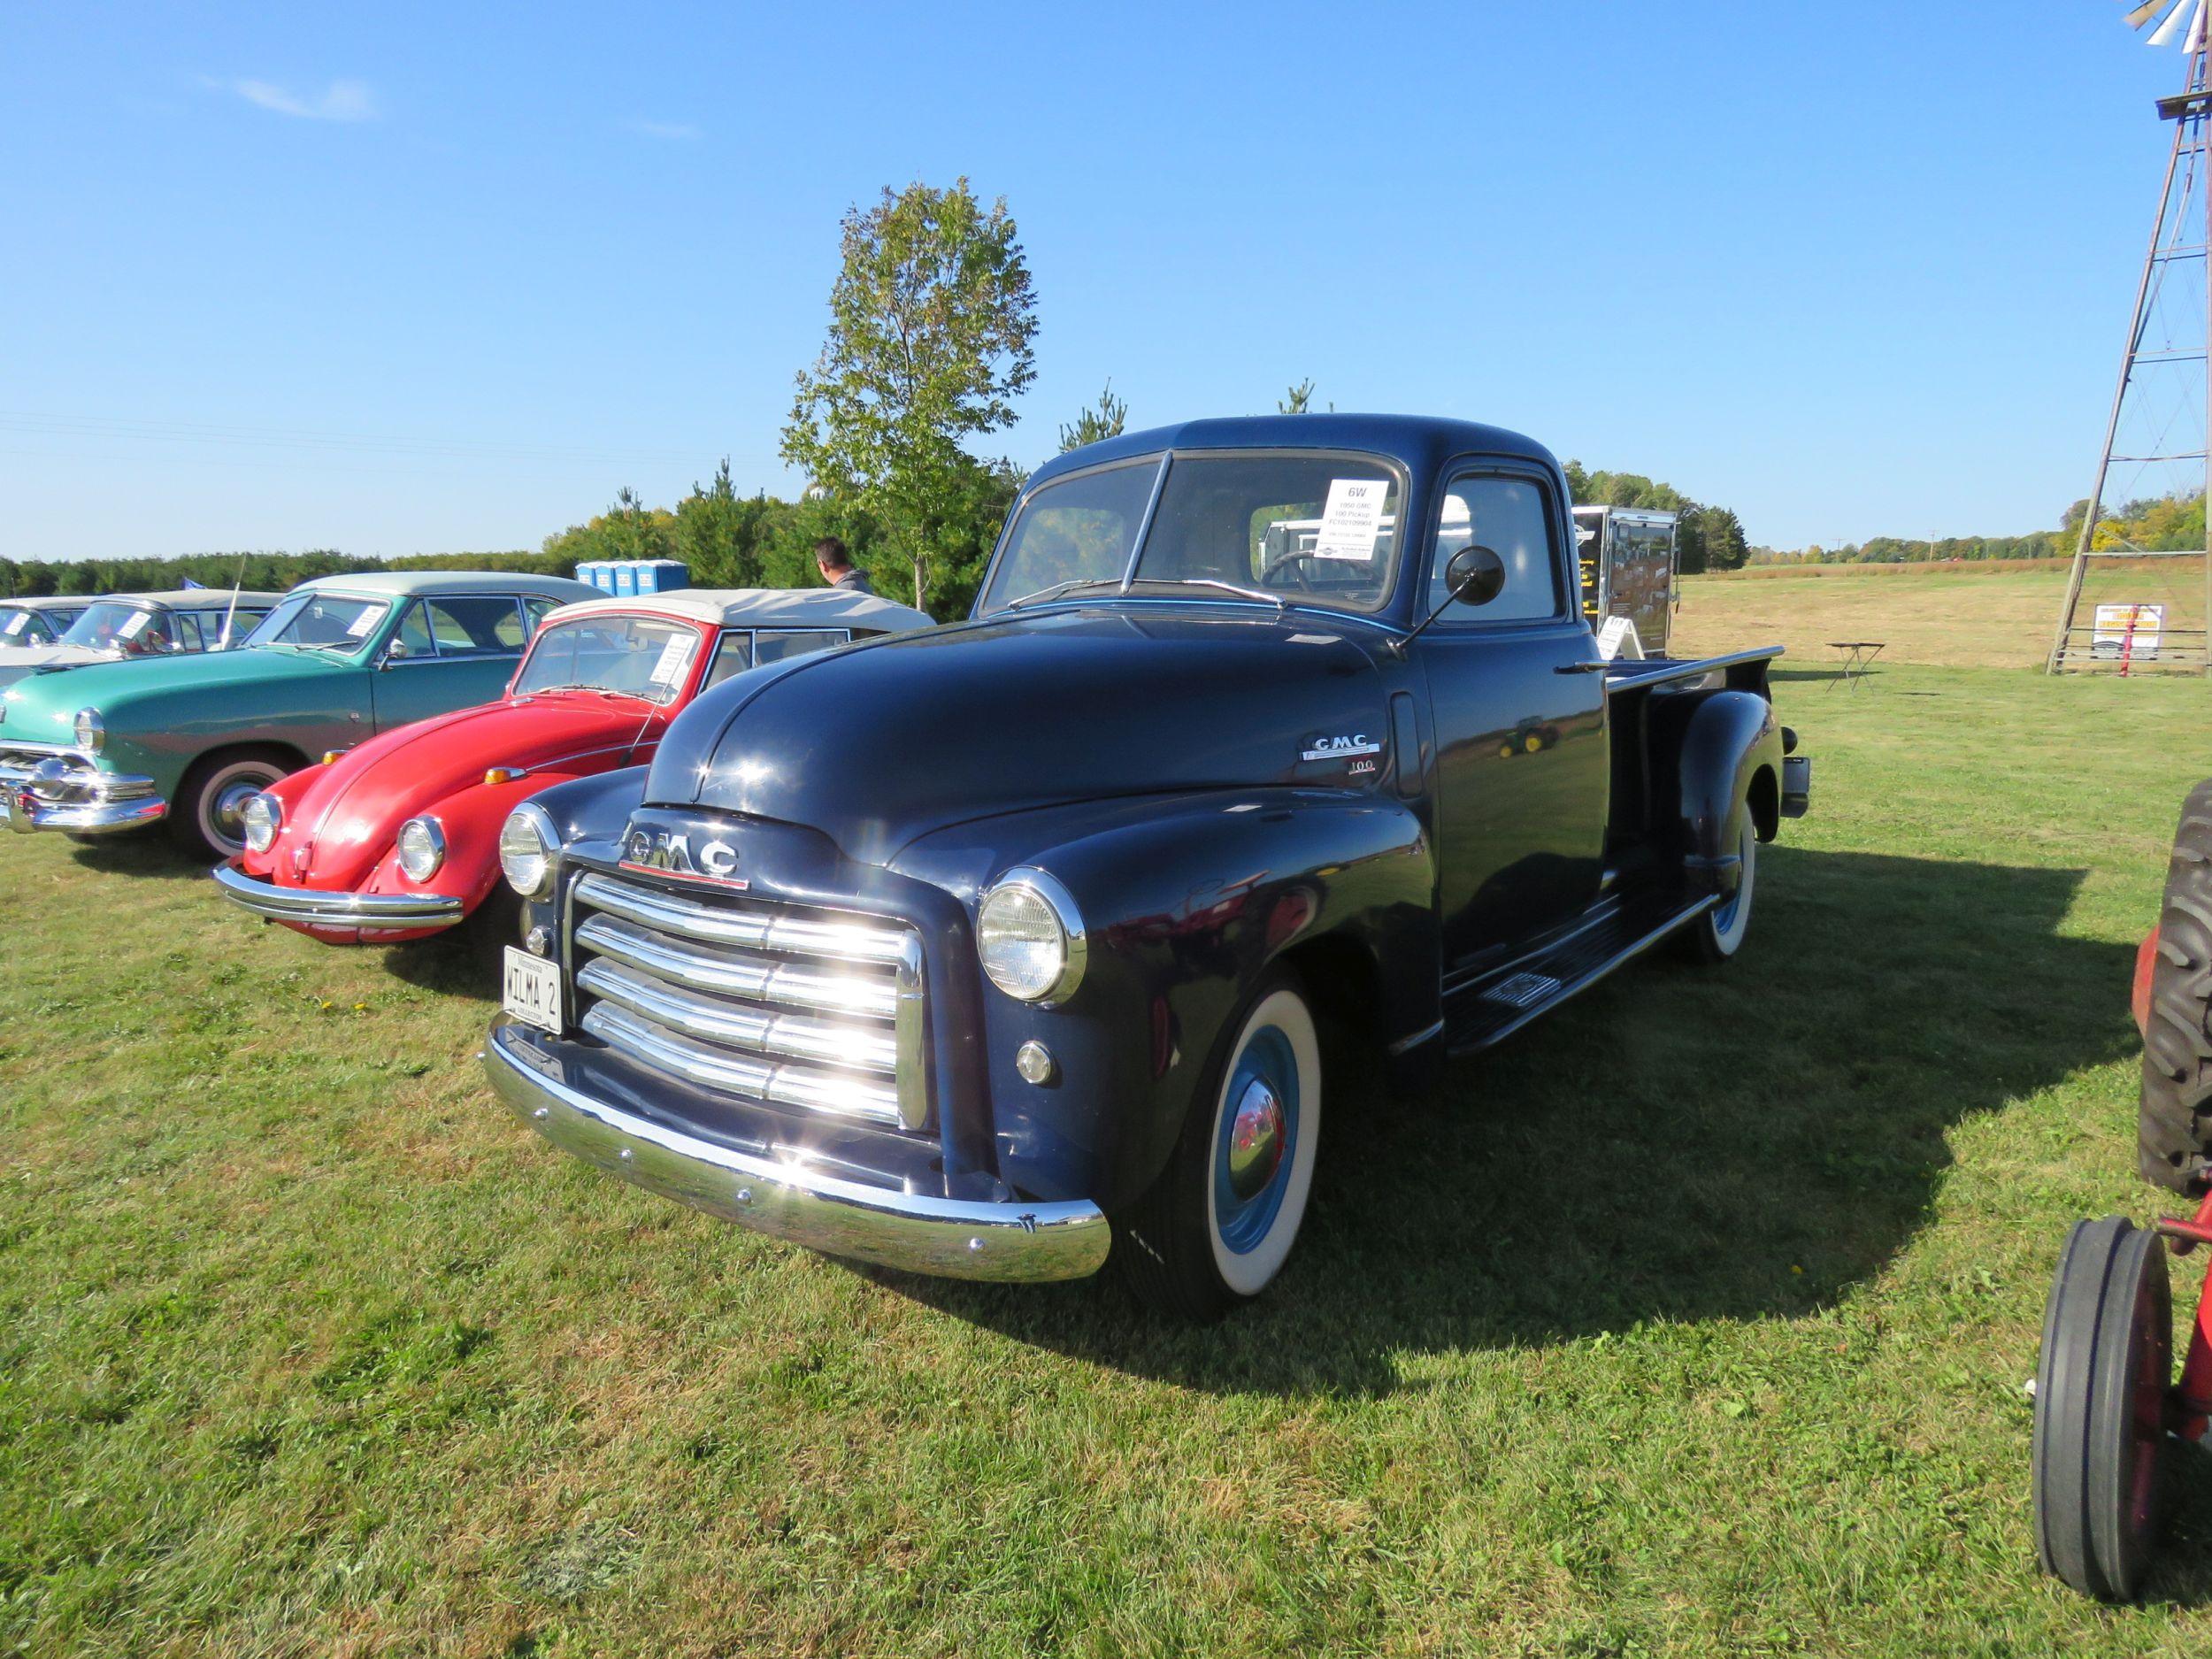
xmin=1672 ymin=558 xmax=2206 ymax=672
xmin=4 ymin=659 xmax=2211 ymax=1655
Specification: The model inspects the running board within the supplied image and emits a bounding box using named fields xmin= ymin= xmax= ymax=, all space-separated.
xmin=1442 ymin=891 xmax=1717 ymax=1057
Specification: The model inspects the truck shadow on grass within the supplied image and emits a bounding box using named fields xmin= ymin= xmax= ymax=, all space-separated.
xmin=887 ymin=848 xmax=2144 ymax=1397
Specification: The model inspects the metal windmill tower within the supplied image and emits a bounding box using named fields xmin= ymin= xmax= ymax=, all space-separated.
xmin=2047 ymin=0 xmax=2212 ymax=673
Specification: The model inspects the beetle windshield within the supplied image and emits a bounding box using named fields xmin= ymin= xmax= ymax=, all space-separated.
xmin=59 ymin=603 xmax=176 ymax=655
xmin=242 ymin=593 xmax=390 ymax=651
xmin=979 ymin=451 xmax=1403 ymax=616
xmin=512 ymin=614 xmax=702 ymax=704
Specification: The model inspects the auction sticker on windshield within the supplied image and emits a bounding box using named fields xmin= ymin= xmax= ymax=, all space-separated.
xmin=648 ymin=632 xmax=696 ymax=687
xmin=503 ymin=947 xmax=563 ymax=1034
xmin=1312 ymin=478 xmax=1389 ymax=560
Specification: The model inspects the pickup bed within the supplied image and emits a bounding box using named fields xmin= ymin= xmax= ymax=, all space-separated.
xmin=479 ymin=414 xmax=1812 ymax=1320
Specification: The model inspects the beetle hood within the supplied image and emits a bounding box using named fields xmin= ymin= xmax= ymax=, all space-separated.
xmin=646 ymin=605 xmax=1395 ymax=864
xmin=264 ymin=694 xmax=662 ymax=890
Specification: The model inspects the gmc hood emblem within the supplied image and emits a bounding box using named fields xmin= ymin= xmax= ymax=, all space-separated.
xmin=620 ymin=824 xmax=746 ymax=887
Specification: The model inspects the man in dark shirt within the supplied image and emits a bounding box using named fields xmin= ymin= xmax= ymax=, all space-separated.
xmin=814 ymin=537 xmax=874 ymax=595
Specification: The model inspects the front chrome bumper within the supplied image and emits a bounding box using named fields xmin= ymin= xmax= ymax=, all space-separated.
xmin=213 ymin=861 xmax=466 ymax=931
xmin=0 ymin=752 xmax=165 ymax=834
xmin=482 ymin=1021 xmax=1112 ymax=1283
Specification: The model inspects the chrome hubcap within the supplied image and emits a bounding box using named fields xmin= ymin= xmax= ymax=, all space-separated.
xmin=1225 ymin=1078 xmax=1286 ymax=1200
xmin=210 ymin=778 xmax=268 ymax=841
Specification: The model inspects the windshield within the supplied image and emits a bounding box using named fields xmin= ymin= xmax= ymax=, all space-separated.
xmin=60 ymin=603 xmax=176 ymax=656
xmin=979 ymin=451 xmax=1403 ymax=615
xmin=512 ymin=614 xmax=702 ymax=704
xmin=2 ymin=609 xmax=56 ymax=645
xmin=242 ymin=592 xmax=390 ymax=651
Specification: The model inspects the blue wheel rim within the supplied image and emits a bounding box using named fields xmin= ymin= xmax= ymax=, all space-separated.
xmin=1213 ymin=1025 xmax=1301 ymax=1256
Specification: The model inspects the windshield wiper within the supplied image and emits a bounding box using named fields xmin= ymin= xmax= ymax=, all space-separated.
xmin=1121 ymin=576 xmax=1288 ymax=612
xmin=1002 ymin=578 xmax=1124 ymax=611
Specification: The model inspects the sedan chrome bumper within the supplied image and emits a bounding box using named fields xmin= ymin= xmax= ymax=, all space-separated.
xmin=213 ymin=861 xmax=466 ymax=930
xmin=0 ymin=753 xmax=165 ymax=834
xmin=482 ymin=1020 xmax=1111 ymax=1283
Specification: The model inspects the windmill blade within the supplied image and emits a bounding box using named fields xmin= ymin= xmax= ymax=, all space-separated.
xmin=2189 ymin=0 xmax=2208 ymax=52
xmin=2128 ymin=0 xmax=2173 ymax=29
xmin=2150 ymin=0 xmax=2193 ymax=42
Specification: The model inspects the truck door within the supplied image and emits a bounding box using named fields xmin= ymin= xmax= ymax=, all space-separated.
xmin=1415 ymin=467 xmax=1609 ymax=968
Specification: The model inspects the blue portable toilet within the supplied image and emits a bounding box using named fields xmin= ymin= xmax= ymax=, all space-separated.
xmin=636 ymin=559 xmax=690 ymax=594
xmin=574 ymin=559 xmax=612 ymax=594
xmin=612 ymin=562 xmax=639 ymax=596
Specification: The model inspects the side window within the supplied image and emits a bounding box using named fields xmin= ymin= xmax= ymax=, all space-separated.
xmin=754 ymin=629 xmax=848 ymax=665
xmin=703 ymin=632 xmax=756 ymax=687
xmin=392 ymin=602 xmax=436 ymax=657
xmin=171 ymin=613 xmax=205 ymax=652
xmin=524 ymin=596 xmax=560 ymax=635
xmin=423 ymin=595 xmax=526 ymax=656
xmin=1431 ymin=475 xmax=1561 ymax=624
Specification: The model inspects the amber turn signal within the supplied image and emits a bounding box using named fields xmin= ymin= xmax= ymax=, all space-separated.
xmin=485 ymin=767 xmax=525 ymax=786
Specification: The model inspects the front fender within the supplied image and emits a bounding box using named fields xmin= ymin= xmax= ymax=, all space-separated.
xmin=1654 ymin=688 xmax=1782 ymax=895
xmin=894 ymin=788 xmax=1434 ymax=1215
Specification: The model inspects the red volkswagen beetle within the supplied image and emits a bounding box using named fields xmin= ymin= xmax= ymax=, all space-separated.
xmin=212 ymin=588 xmax=934 ymax=943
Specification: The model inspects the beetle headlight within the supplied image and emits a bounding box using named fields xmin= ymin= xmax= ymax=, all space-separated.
xmin=240 ymin=793 xmax=281 ymax=855
xmin=73 ymin=708 xmax=104 ymax=753
xmin=397 ymin=816 xmax=447 ymax=882
xmin=978 ymin=868 xmax=1087 ymax=1003
xmin=498 ymin=803 xmax=557 ymax=898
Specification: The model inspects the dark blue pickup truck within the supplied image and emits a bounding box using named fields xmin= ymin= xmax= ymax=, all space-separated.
xmin=481 ymin=415 xmax=1811 ymax=1319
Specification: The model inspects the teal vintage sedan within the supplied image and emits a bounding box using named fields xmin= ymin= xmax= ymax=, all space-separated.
xmin=0 ymin=570 xmax=596 ymax=856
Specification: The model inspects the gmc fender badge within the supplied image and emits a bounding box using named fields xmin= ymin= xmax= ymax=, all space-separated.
xmin=1301 ymin=733 xmax=1383 ymax=763
xmin=619 ymin=826 xmax=748 ymax=888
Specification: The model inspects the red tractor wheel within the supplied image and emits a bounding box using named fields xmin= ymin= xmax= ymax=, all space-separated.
xmin=2033 ymin=1216 xmax=2173 ymax=1601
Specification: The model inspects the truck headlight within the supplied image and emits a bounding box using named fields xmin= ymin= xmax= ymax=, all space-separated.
xmin=978 ymin=868 xmax=1087 ymax=1002
xmin=397 ymin=816 xmax=447 ymax=882
xmin=73 ymin=708 xmax=104 ymax=753
xmin=240 ymin=793 xmax=281 ymax=854
xmin=498 ymin=803 xmax=557 ymax=898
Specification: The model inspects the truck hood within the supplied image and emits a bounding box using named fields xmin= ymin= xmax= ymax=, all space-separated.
xmin=0 ymin=646 xmax=342 ymax=745
xmin=647 ymin=604 xmax=1395 ymax=864
xmin=277 ymin=694 xmax=660 ymax=888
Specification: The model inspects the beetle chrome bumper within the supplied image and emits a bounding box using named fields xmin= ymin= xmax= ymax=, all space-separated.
xmin=0 ymin=754 xmax=165 ymax=834
xmin=213 ymin=861 xmax=467 ymax=930
xmin=482 ymin=1021 xmax=1112 ymax=1283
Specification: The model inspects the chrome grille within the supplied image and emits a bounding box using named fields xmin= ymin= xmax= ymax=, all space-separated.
xmin=570 ymin=870 xmax=926 ymax=1132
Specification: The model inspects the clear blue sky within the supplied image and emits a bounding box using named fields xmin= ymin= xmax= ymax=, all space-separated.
xmin=0 ymin=0 xmax=2199 ymax=558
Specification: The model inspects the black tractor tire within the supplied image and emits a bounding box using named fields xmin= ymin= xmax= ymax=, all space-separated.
xmin=2032 ymin=1216 xmax=2173 ymax=1601
xmin=2139 ymin=779 xmax=2212 ymax=1194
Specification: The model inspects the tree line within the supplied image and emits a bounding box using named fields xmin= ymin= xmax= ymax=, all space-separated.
xmin=1748 ymin=491 xmax=2206 ymax=565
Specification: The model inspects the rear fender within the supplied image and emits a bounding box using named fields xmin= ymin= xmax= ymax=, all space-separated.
xmin=1651 ymin=687 xmax=1782 ymax=896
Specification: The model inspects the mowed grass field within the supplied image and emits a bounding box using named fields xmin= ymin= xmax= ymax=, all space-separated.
xmin=4 ymin=627 xmax=2212 ymax=1652
xmin=1672 ymin=557 xmax=2206 ymax=672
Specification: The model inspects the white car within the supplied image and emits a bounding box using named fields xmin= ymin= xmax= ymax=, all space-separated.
xmin=0 ymin=588 xmax=283 ymax=692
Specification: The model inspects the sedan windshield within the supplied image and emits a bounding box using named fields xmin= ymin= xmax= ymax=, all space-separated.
xmin=2 ymin=609 xmax=57 ymax=645
xmin=979 ymin=451 xmax=1403 ymax=616
xmin=60 ymin=603 xmax=176 ymax=656
xmin=512 ymin=614 xmax=701 ymax=704
xmin=242 ymin=593 xmax=390 ymax=651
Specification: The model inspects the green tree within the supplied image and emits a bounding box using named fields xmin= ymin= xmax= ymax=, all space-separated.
xmin=1278 ymin=379 xmax=1315 ymax=414
xmin=1058 ymin=380 xmax=1128 ymax=453
xmin=781 ymin=178 xmax=1040 ymax=611
xmin=674 ymin=458 xmax=769 ymax=587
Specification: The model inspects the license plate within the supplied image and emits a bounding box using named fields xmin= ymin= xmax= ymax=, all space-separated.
xmin=502 ymin=946 xmax=563 ymax=1035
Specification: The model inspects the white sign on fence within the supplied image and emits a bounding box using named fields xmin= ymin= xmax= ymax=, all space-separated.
xmin=2092 ymin=602 xmax=2166 ymax=661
